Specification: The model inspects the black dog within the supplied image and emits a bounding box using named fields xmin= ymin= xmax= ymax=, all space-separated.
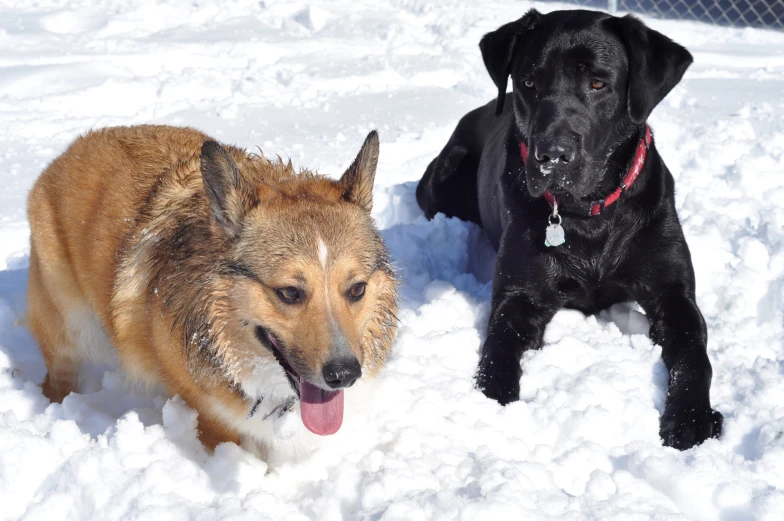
xmin=416 ymin=9 xmax=723 ymax=450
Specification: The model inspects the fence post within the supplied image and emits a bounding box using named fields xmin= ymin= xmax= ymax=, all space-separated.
xmin=608 ymin=0 xmax=617 ymax=14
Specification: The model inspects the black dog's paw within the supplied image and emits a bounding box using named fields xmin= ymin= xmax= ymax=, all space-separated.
xmin=660 ymin=404 xmax=723 ymax=450
xmin=475 ymin=357 xmax=521 ymax=406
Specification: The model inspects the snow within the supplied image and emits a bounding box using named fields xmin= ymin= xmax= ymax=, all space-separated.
xmin=1 ymin=0 xmax=783 ymax=519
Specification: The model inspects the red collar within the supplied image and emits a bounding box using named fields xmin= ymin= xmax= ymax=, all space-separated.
xmin=520 ymin=125 xmax=652 ymax=216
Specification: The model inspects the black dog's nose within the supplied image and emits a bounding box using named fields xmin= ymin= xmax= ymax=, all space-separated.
xmin=322 ymin=357 xmax=362 ymax=389
xmin=534 ymin=138 xmax=576 ymax=164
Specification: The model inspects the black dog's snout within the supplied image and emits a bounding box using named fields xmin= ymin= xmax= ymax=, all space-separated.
xmin=534 ymin=138 xmax=576 ymax=164
xmin=322 ymin=357 xmax=362 ymax=389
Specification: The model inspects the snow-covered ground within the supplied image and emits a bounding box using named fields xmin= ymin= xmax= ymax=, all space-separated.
xmin=1 ymin=0 xmax=783 ymax=519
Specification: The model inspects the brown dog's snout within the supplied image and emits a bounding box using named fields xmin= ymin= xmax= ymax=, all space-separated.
xmin=322 ymin=357 xmax=362 ymax=389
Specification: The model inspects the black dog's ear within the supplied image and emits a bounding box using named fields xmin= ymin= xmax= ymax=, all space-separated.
xmin=479 ymin=9 xmax=541 ymax=116
xmin=607 ymin=14 xmax=693 ymax=124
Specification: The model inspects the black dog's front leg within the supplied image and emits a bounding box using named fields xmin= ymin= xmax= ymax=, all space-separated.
xmin=476 ymin=291 xmax=557 ymax=404
xmin=476 ymin=236 xmax=559 ymax=405
xmin=643 ymin=290 xmax=723 ymax=449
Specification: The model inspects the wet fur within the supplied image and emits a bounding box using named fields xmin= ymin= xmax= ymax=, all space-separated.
xmin=28 ymin=125 xmax=398 ymax=452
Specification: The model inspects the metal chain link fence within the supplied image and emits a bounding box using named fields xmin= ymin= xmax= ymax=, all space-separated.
xmin=547 ymin=0 xmax=784 ymax=30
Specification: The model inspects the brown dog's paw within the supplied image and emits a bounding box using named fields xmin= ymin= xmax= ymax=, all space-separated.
xmin=660 ymin=405 xmax=723 ymax=450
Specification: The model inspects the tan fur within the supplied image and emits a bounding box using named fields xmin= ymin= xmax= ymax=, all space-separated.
xmin=27 ymin=125 xmax=398 ymax=449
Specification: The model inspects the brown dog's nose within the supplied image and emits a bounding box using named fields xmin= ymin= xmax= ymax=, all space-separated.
xmin=323 ymin=358 xmax=362 ymax=389
xmin=534 ymin=138 xmax=576 ymax=164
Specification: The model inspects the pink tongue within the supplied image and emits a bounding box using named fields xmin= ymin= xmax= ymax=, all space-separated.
xmin=299 ymin=378 xmax=344 ymax=436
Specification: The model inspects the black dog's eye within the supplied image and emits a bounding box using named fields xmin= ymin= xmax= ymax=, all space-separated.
xmin=523 ymin=78 xmax=535 ymax=89
xmin=590 ymin=79 xmax=605 ymax=90
xmin=276 ymin=286 xmax=302 ymax=304
xmin=348 ymin=282 xmax=366 ymax=302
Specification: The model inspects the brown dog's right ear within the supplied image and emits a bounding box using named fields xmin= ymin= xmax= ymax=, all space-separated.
xmin=201 ymin=140 xmax=258 ymax=238
xmin=479 ymin=9 xmax=541 ymax=116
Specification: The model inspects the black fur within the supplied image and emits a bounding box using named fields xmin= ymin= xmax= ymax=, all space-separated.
xmin=416 ymin=9 xmax=722 ymax=450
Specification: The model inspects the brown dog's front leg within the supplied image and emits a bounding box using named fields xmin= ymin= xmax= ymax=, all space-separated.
xmin=643 ymin=290 xmax=723 ymax=449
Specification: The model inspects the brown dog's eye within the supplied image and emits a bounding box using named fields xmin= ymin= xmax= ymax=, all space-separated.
xmin=276 ymin=286 xmax=302 ymax=304
xmin=591 ymin=79 xmax=605 ymax=90
xmin=348 ymin=282 xmax=366 ymax=302
xmin=524 ymin=78 xmax=535 ymax=89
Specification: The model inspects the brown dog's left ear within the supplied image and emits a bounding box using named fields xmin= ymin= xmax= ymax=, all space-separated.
xmin=480 ymin=9 xmax=541 ymax=116
xmin=340 ymin=130 xmax=379 ymax=212
xmin=606 ymin=14 xmax=693 ymax=124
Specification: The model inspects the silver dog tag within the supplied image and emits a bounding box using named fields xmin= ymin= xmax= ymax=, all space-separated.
xmin=545 ymin=199 xmax=565 ymax=247
xmin=545 ymin=222 xmax=565 ymax=247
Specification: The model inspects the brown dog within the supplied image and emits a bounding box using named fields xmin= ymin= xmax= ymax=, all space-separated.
xmin=27 ymin=125 xmax=398 ymax=453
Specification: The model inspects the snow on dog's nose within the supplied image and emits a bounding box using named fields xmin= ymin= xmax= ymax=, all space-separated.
xmin=534 ymin=136 xmax=577 ymax=165
xmin=322 ymin=357 xmax=362 ymax=389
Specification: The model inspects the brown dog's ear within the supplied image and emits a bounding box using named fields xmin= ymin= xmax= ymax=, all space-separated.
xmin=606 ymin=14 xmax=693 ymax=124
xmin=479 ymin=9 xmax=541 ymax=116
xmin=201 ymin=140 xmax=257 ymax=237
xmin=340 ymin=130 xmax=379 ymax=212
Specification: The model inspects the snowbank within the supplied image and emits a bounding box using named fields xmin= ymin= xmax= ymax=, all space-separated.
xmin=1 ymin=1 xmax=783 ymax=519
